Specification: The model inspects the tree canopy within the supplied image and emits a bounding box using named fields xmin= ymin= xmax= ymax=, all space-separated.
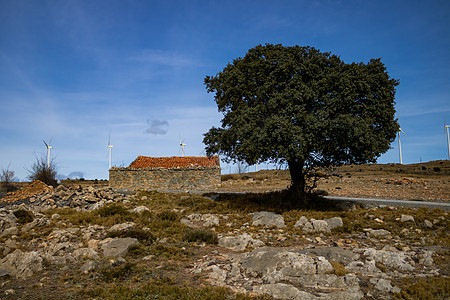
xmin=203 ymin=44 xmax=399 ymax=200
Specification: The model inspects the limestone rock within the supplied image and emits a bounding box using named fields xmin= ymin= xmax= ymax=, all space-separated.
xmin=108 ymin=222 xmax=135 ymax=232
xmin=72 ymin=248 xmax=100 ymax=261
xmin=101 ymin=237 xmax=138 ymax=257
xmin=400 ymin=214 xmax=415 ymax=223
xmin=181 ymin=213 xmax=219 ymax=228
xmin=325 ymin=217 xmax=343 ymax=230
xmin=80 ymin=260 xmax=96 ymax=273
xmin=370 ymin=278 xmax=400 ymax=293
xmin=302 ymin=219 xmax=330 ymax=233
xmin=21 ymin=212 xmax=50 ymax=232
xmin=130 ymin=206 xmax=150 ymax=214
xmin=294 ymin=216 xmax=308 ymax=228
xmin=0 ymin=209 xmax=18 ymax=237
xmin=0 ymin=250 xmax=43 ymax=278
xmin=363 ymin=248 xmax=414 ymax=271
xmin=367 ymin=229 xmax=391 ymax=238
xmin=219 ymin=233 xmax=264 ymax=251
xmin=253 ymin=283 xmax=316 ymax=300
xmin=423 ymin=220 xmax=433 ymax=228
xmin=250 ymin=211 xmax=286 ymax=228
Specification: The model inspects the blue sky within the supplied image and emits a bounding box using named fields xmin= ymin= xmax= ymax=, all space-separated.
xmin=1 ymin=0 xmax=449 ymax=180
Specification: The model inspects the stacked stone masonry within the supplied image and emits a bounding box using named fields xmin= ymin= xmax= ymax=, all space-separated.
xmin=109 ymin=166 xmax=221 ymax=191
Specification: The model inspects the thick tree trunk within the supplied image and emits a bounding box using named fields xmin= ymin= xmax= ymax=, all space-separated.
xmin=288 ymin=160 xmax=307 ymax=204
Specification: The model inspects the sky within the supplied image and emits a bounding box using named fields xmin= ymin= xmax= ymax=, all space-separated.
xmin=1 ymin=0 xmax=449 ymax=181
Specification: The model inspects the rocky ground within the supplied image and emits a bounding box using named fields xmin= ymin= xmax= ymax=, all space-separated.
xmin=217 ymin=160 xmax=450 ymax=202
xmin=0 ymin=161 xmax=449 ymax=299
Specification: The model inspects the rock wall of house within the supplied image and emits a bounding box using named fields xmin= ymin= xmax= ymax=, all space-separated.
xmin=108 ymin=167 xmax=221 ymax=191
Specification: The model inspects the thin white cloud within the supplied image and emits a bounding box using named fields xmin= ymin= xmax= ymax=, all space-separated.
xmin=127 ymin=49 xmax=195 ymax=68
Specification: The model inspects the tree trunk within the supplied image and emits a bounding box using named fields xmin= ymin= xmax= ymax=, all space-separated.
xmin=288 ymin=160 xmax=307 ymax=204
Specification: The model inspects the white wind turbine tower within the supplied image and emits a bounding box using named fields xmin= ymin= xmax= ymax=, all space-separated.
xmin=179 ymin=139 xmax=186 ymax=157
xmin=397 ymin=127 xmax=407 ymax=165
xmin=43 ymin=139 xmax=53 ymax=168
xmin=445 ymin=123 xmax=450 ymax=160
xmin=107 ymin=131 xmax=114 ymax=169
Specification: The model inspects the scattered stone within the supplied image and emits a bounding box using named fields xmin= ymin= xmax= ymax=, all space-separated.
xmin=325 ymin=217 xmax=343 ymax=230
xmin=108 ymin=222 xmax=135 ymax=232
xmin=295 ymin=217 xmax=343 ymax=233
xmin=423 ymin=220 xmax=433 ymax=228
xmin=130 ymin=206 xmax=150 ymax=214
xmin=250 ymin=211 xmax=286 ymax=228
xmin=302 ymin=219 xmax=330 ymax=233
xmin=218 ymin=233 xmax=264 ymax=251
xmin=400 ymin=214 xmax=415 ymax=223
xmin=72 ymin=248 xmax=100 ymax=261
xmin=294 ymin=216 xmax=309 ymax=228
xmin=181 ymin=213 xmax=220 ymax=228
xmin=80 ymin=260 xmax=96 ymax=273
xmin=101 ymin=238 xmax=138 ymax=257
xmin=367 ymin=229 xmax=391 ymax=238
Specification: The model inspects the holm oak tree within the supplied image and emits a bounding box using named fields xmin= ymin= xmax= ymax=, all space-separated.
xmin=203 ymin=44 xmax=399 ymax=202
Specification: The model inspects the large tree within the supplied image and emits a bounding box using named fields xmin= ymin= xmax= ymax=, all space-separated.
xmin=203 ymin=44 xmax=399 ymax=202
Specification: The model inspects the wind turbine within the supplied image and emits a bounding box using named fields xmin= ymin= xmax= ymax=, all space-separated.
xmin=445 ymin=124 xmax=450 ymax=160
xmin=43 ymin=139 xmax=53 ymax=168
xmin=107 ymin=131 xmax=114 ymax=169
xmin=397 ymin=128 xmax=406 ymax=165
xmin=179 ymin=139 xmax=186 ymax=157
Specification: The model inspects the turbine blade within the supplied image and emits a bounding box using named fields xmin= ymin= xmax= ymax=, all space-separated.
xmin=43 ymin=140 xmax=48 ymax=148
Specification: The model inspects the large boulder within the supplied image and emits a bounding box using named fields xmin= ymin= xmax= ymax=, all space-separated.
xmin=0 ymin=209 xmax=18 ymax=237
xmin=294 ymin=216 xmax=343 ymax=233
xmin=250 ymin=211 xmax=286 ymax=228
xmin=101 ymin=238 xmax=138 ymax=257
xmin=0 ymin=250 xmax=43 ymax=278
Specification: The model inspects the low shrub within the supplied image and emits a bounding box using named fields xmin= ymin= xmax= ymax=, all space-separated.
xmin=183 ymin=228 xmax=218 ymax=244
xmin=108 ymin=228 xmax=155 ymax=245
xmin=394 ymin=277 xmax=450 ymax=299
xmin=100 ymin=262 xmax=136 ymax=282
xmin=157 ymin=210 xmax=178 ymax=222
xmin=13 ymin=209 xmax=34 ymax=224
xmin=97 ymin=205 xmax=130 ymax=217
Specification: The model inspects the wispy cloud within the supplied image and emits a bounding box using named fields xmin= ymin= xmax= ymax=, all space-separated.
xmin=128 ymin=49 xmax=195 ymax=68
xmin=144 ymin=119 xmax=169 ymax=135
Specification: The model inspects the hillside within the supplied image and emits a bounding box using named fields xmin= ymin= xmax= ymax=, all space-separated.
xmin=0 ymin=161 xmax=448 ymax=299
xmin=218 ymin=160 xmax=450 ymax=202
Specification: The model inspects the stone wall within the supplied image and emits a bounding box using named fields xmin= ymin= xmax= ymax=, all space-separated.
xmin=109 ymin=166 xmax=221 ymax=191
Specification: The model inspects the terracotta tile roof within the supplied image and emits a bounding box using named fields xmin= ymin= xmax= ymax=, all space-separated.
xmin=129 ymin=155 xmax=220 ymax=169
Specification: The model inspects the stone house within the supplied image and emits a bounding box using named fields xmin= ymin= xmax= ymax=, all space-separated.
xmin=109 ymin=155 xmax=221 ymax=191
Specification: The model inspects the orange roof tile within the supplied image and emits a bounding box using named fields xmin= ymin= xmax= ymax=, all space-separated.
xmin=129 ymin=156 xmax=220 ymax=169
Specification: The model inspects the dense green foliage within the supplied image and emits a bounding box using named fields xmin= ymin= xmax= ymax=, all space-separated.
xmin=204 ymin=44 xmax=399 ymax=200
